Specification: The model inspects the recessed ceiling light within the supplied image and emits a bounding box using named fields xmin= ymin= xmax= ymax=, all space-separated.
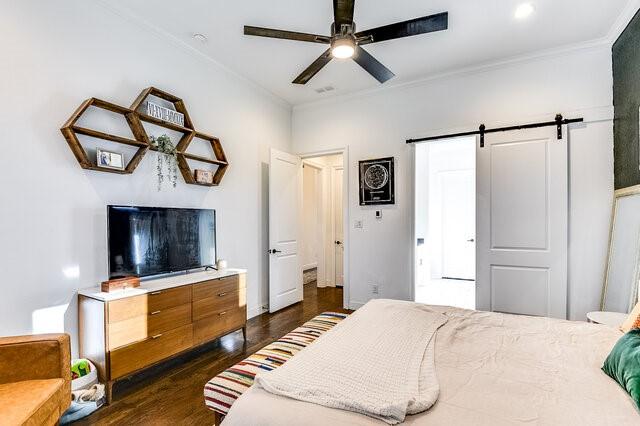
xmin=514 ymin=3 xmax=535 ymax=20
xmin=192 ymin=33 xmax=208 ymax=43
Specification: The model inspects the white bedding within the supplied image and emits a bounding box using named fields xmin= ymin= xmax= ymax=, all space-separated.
xmin=255 ymin=300 xmax=447 ymax=424
xmin=223 ymin=305 xmax=639 ymax=425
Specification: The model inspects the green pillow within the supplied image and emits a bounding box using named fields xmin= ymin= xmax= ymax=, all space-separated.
xmin=602 ymin=329 xmax=640 ymax=409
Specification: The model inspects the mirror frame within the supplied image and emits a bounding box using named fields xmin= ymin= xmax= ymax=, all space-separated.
xmin=601 ymin=184 xmax=640 ymax=311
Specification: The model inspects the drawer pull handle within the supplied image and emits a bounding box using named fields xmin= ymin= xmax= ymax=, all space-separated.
xmin=151 ymin=334 xmax=163 ymax=339
xmin=150 ymin=291 xmax=163 ymax=295
xmin=219 ymin=311 xmax=228 ymax=316
xmin=150 ymin=310 xmax=162 ymax=316
xmin=218 ymin=292 xmax=227 ymax=297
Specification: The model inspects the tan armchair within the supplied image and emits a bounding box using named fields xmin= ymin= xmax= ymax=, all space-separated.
xmin=0 ymin=334 xmax=71 ymax=425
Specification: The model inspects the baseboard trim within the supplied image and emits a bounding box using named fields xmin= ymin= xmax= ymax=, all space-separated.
xmin=247 ymin=304 xmax=268 ymax=319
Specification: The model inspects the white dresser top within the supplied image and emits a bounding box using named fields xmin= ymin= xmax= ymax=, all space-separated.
xmin=78 ymin=268 xmax=246 ymax=302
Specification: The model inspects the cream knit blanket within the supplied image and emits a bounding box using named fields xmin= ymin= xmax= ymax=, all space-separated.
xmin=255 ymin=299 xmax=448 ymax=424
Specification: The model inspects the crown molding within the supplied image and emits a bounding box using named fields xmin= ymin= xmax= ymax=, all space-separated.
xmin=94 ymin=0 xmax=292 ymax=110
xmin=606 ymin=0 xmax=640 ymax=45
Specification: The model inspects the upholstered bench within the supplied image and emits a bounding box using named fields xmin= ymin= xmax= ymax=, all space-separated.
xmin=204 ymin=312 xmax=348 ymax=424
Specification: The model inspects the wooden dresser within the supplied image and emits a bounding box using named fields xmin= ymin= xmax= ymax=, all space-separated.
xmin=78 ymin=269 xmax=247 ymax=402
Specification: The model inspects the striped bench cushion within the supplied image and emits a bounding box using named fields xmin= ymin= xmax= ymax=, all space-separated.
xmin=204 ymin=312 xmax=348 ymax=416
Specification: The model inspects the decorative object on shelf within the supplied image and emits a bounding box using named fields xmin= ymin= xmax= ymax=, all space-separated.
xmin=60 ymin=87 xmax=229 ymax=187
xmin=100 ymin=276 xmax=140 ymax=293
xmin=151 ymin=134 xmax=178 ymax=190
xmin=195 ymin=169 xmax=214 ymax=185
xmin=359 ymin=157 xmax=395 ymax=205
xmin=96 ymin=148 xmax=124 ymax=171
xmin=216 ymin=259 xmax=228 ymax=270
xmin=146 ymin=101 xmax=185 ymax=127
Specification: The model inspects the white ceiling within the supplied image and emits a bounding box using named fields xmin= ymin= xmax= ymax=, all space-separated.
xmin=110 ymin=0 xmax=632 ymax=106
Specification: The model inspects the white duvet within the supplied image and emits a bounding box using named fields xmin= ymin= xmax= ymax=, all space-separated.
xmin=254 ymin=299 xmax=447 ymax=424
xmin=224 ymin=304 xmax=639 ymax=425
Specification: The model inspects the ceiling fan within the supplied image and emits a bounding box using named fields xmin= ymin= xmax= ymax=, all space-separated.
xmin=244 ymin=0 xmax=448 ymax=85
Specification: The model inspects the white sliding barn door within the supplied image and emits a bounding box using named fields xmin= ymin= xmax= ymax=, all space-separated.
xmin=269 ymin=149 xmax=303 ymax=313
xmin=477 ymin=126 xmax=568 ymax=319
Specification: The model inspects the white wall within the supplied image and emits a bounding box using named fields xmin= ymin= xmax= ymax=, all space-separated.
xmin=292 ymin=46 xmax=614 ymax=320
xmin=0 ymin=1 xmax=291 ymax=354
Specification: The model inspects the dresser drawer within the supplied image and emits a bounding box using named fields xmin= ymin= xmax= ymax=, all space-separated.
xmin=192 ymin=275 xmax=243 ymax=300
xmin=107 ymin=286 xmax=192 ymax=323
xmin=193 ymin=306 xmax=246 ymax=345
xmin=193 ymin=287 xmax=246 ymax=321
xmin=109 ymin=324 xmax=193 ymax=379
xmin=107 ymin=303 xmax=192 ymax=350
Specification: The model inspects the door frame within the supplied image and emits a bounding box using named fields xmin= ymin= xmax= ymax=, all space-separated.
xmin=299 ymin=147 xmax=350 ymax=310
xmin=331 ymin=165 xmax=344 ymax=287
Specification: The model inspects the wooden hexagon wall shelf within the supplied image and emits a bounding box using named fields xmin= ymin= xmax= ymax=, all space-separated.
xmin=129 ymin=87 xmax=196 ymax=152
xmin=177 ymin=132 xmax=229 ymax=187
xmin=60 ymin=87 xmax=229 ymax=186
xmin=60 ymin=98 xmax=149 ymax=174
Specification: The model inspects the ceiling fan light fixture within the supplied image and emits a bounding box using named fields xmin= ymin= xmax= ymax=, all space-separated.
xmin=331 ymin=38 xmax=355 ymax=59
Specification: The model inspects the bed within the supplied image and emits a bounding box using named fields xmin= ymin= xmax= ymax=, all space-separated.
xmin=221 ymin=304 xmax=639 ymax=425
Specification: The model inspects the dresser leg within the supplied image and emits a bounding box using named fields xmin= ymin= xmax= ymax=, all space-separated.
xmin=105 ymin=380 xmax=115 ymax=405
xmin=241 ymin=326 xmax=247 ymax=341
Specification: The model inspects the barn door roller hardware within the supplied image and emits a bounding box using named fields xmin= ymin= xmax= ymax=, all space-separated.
xmin=406 ymin=114 xmax=584 ymax=147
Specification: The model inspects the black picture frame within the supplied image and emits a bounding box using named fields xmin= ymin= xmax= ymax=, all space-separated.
xmin=359 ymin=157 xmax=395 ymax=205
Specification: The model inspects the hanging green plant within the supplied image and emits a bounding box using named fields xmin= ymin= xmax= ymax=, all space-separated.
xmin=150 ymin=134 xmax=178 ymax=191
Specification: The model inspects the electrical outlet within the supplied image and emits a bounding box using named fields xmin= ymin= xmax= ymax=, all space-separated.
xmin=354 ymin=220 xmax=363 ymax=229
xmin=372 ymin=284 xmax=379 ymax=295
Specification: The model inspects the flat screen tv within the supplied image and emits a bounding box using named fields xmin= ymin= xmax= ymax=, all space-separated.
xmin=107 ymin=205 xmax=216 ymax=279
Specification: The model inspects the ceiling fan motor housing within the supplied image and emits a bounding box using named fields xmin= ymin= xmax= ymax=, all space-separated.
xmin=331 ymin=21 xmax=356 ymax=38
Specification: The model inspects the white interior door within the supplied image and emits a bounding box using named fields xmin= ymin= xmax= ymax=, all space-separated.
xmin=269 ymin=148 xmax=303 ymax=313
xmin=477 ymin=126 xmax=568 ymax=319
xmin=440 ymin=169 xmax=475 ymax=280
xmin=333 ymin=167 xmax=344 ymax=286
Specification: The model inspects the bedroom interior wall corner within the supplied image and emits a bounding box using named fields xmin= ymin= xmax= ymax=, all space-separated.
xmin=0 ymin=0 xmax=293 ymax=356
xmin=291 ymin=46 xmax=615 ymax=320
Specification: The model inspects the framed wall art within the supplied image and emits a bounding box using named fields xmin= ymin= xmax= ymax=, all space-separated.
xmin=359 ymin=157 xmax=395 ymax=206
xmin=96 ymin=148 xmax=125 ymax=171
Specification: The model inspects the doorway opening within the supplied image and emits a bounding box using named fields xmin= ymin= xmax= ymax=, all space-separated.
xmin=414 ymin=137 xmax=476 ymax=309
xmin=301 ymin=153 xmax=345 ymax=297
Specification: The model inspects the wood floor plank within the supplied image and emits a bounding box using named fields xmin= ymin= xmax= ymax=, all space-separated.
xmin=77 ymin=284 xmax=348 ymax=425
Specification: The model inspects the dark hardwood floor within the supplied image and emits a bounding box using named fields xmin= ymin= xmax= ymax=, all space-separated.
xmin=77 ymin=283 xmax=348 ymax=425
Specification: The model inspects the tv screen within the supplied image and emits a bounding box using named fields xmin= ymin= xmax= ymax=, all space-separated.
xmin=107 ymin=206 xmax=216 ymax=279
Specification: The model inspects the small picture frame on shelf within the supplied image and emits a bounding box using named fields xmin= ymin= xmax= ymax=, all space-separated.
xmin=96 ymin=149 xmax=125 ymax=170
xmin=194 ymin=169 xmax=214 ymax=185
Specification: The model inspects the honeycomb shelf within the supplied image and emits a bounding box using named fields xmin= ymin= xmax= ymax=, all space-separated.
xmin=60 ymin=87 xmax=228 ymax=187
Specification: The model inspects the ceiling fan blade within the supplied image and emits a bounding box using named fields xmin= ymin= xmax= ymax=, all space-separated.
xmin=356 ymin=12 xmax=448 ymax=45
xmin=352 ymin=45 xmax=395 ymax=83
xmin=244 ymin=26 xmax=330 ymax=44
xmin=333 ymin=0 xmax=355 ymax=29
xmin=292 ymin=49 xmax=333 ymax=85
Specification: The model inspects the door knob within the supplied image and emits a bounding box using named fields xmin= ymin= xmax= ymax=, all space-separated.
xmin=269 ymin=249 xmax=282 ymax=254
xmin=467 ymin=238 xmax=475 ymax=242
xmin=335 ymin=241 xmax=342 ymax=245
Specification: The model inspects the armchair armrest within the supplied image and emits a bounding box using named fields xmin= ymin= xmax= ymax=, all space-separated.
xmin=0 ymin=334 xmax=71 ymax=394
